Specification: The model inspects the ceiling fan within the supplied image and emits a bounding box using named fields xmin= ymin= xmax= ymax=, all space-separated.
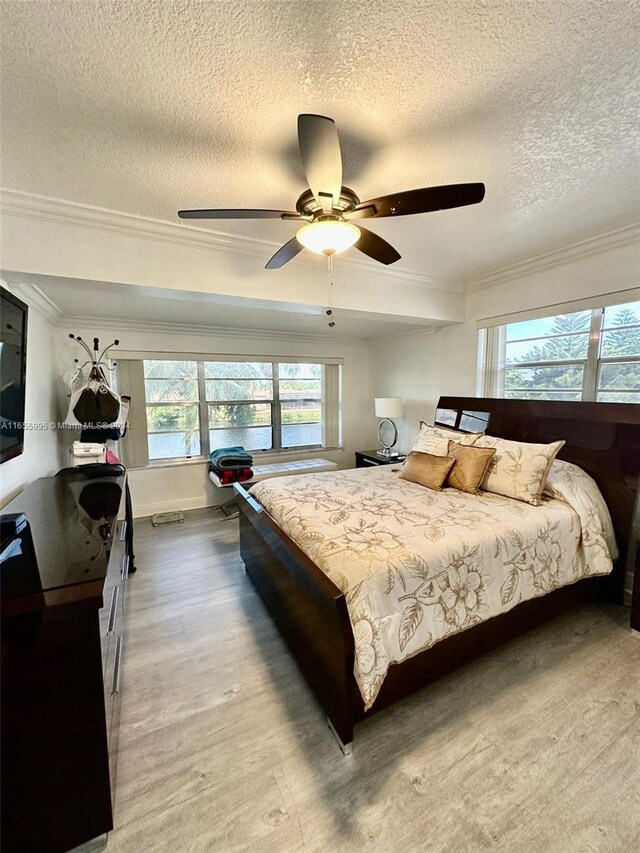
xmin=178 ymin=114 xmax=485 ymax=269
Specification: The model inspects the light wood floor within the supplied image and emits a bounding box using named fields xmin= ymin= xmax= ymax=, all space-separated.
xmin=79 ymin=508 xmax=640 ymax=853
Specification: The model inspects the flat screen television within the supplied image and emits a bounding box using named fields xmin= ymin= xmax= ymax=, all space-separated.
xmin=1 ymin=287 xmax=28 ymax=464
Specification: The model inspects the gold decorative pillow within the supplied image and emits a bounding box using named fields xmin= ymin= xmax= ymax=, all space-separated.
xmin=411 ymin=421 xmax=483 ymax=457
xmin=399 ymin=451 xmax=455 ymax=491
xmin=473 ymin=435 xmax=565 ymax=505
xmin=446 ymin=440 xmax=496 ymax=495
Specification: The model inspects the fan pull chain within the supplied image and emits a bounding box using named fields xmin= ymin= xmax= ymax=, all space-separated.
xmin=326 ymin=253 xmax=336 ymax=328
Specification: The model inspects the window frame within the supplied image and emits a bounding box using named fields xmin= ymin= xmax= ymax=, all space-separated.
xmin=483 ymin=302 xmax=640 ymax=404
xmin=143 ymin=358 xmax=332 ymax=463
xmin=142 ymin=363 xmax=202 ymax=461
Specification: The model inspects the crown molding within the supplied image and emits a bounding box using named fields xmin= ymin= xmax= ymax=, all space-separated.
xmin=467 ymin=222 xmax=640 ymax=293
xmin=56 ymin=313 xmax=373 ymax=346
xmin=0 ymin=278 xmax=62 ymax=321
xmin=0 ymin=188 xmax=465 ymax=294
xmin=4 ymin=189 xmax=636 ymax=300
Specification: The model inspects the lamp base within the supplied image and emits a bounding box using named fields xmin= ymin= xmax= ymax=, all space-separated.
xmin=377 ymin=418 xmax=398 ymax=457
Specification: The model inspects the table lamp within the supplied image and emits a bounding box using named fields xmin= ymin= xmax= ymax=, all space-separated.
xmin=374 ymin=397 xmax=403 ymax=457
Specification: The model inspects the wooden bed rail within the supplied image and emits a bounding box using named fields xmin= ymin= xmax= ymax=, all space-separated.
xmin=233 ymin=482 xmax=358 ymax=749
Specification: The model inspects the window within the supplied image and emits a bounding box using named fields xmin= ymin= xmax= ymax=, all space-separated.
xmin=482 ymin=300 xmax=640 ymax=403
xmin=141 ymin=358 xmax=339 ymax=462
xmin=597 ymin=304 xmax=640 ymax=403
xmin=144 ymin=360 xmax=201 ymax=460
xmin=205 ymin=361 xmax=274 ymax=453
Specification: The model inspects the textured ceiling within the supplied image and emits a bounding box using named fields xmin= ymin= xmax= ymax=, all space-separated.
xmin=1 ymin=0 xmax=638 ymax=281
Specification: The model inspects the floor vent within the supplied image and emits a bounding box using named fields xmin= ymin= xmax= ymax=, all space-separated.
xmin=151 ymin=511 xmax=185 ymax=527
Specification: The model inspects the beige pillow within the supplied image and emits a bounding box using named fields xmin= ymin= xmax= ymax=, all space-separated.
xmin=474 ymin=435 xmax=565 ymax=505
xmin=411 ymin=422 xmax=483 ymax=457
xmin=399 ymin=451 xmax=455 ymax=491
xmin=446 ymin=440 xmax=496 ymax=495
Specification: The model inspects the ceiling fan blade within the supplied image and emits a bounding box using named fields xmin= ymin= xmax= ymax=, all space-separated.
xmin=178 ymin=209 xmax=300 ymax=220
xmin=353 ymin=183 xmax=485 ymax=218
xmin=344 ymin=205 xmax=376 ymax=220
xmin=297 ymin=114 xmax=343 ymax=208
xmin=265 ymin=237 xmax=304 ymax=269
xmin=354 ymin=226 xmax=401 ymax=265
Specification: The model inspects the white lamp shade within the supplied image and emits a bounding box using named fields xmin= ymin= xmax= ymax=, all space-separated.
xmin=375 ymin=397 xmax=402 ymax=418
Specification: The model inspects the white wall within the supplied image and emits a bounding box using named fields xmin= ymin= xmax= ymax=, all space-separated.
xmin=370 ymin=326 xmax=476 ymax=452
xmin=1 ymin=192 xmax=464 ymax=326
xmin=371 ymin=238 xmax=640 ymax=451
xmin=1 ymin=283 xmax=64 ymax=505
xmin=56 ymin=322 xmax=377 ymax=518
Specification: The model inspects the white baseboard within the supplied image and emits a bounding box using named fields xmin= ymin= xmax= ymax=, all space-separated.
xmin=132 ymin=494 xmax=227 ymax=519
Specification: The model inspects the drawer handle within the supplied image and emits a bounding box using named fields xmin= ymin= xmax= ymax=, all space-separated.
xmin=362 ymin=459 xmax=377 ymax=466
xmin=121 ymin=554 xmax=129 ymax=582
xmin=111 ymin=636 xmax=123 ymax=696
xmin=107 ymin=585 xmax=119 ymax=635
xmin=119 ymin=520 xmax=127 ymax=542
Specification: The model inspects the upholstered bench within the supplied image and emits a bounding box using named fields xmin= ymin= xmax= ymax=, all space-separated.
xmin=209 ymin=457 xmax=338 ymax=517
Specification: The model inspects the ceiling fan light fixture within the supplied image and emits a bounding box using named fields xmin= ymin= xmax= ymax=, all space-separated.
xmin=296 ymin=219 xmax=361 ymax=255
xmin=180 ymin=114 xmax=484 ymax=269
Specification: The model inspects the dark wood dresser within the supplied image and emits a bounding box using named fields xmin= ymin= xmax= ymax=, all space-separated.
xmin=1 ymin=468 xmax=133 ymax=853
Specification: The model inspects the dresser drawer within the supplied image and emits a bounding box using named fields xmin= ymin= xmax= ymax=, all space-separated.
xmin=105 ymin=633 xmax=124 ymax=804
xmin=100 ymin=584 xmax=123 ymax=674
xmin=95 ymin=486 xmax=131 ymax=817
xmin=103 ymin=631 xmax=123 ymax=728
xmin=99 ymin=539 xmax=127 ymax=664
xmin=99 ymin=507 xmax=129 ymax=655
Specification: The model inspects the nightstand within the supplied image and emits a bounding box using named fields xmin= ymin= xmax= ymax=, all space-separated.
xmin=355 ymin=449 xmax=406 ymax=468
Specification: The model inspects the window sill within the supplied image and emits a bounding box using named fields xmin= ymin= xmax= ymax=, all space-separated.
xmin=130 ymin=446 xmax=344 ymax=472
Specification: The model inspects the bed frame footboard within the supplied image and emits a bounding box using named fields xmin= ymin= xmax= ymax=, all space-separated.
xmin=234 ymin=483 xmax=358 ymax=749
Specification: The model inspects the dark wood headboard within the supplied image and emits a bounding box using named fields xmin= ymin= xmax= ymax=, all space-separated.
xmin=437 ymin=396 xmax=640 ymax=602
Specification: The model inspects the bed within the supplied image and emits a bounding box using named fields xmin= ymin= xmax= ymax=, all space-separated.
xmin=233 ymin=397 xmax=640 ymax=753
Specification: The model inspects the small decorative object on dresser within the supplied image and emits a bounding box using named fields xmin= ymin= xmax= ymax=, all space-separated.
xmin=355 ymin=449 xmax=406 ymax=468
xmin=374 ymin=397 xmax=403 ymax=456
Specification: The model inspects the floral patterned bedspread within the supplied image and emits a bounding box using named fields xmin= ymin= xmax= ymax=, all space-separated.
xmin=250 ymin=464 xmax=616 ymax=710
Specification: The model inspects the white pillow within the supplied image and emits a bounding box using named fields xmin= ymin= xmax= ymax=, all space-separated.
xmin=411 ymin=422 xmax=483 ymax=457
xmin=474 ymin=435 xmax=565 ymax=506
